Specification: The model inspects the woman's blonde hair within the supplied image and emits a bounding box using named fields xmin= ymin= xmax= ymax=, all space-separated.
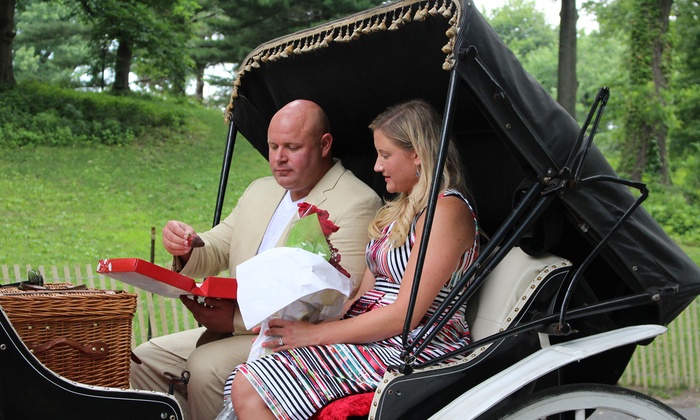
xmin=369 ymin=99 xmax=468 ymax=245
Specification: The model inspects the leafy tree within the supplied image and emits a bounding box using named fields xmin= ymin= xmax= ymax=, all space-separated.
xmin=74 ymin=0 xmax=199 ymax=93
xmin=586 ymin=0 xmax=674 ymax=184
xmin=188 ymin=0 xmax=384 ymax=104
xmin=673 ymin=0 xmax=700 ymax=85
xmin=13 ymin=0 xmax=91 ymax=87
xmin=187 ymin=0 xmax=229 ymax=102
xmin=484 ymin=0 xmax=556 ymax=59
xmin=575 ymin=31 xmax=627 ymax=160
xmin=624 ymin=0 xmax=673 ymax=184
xmin=486 ymin=0 xmax=598 ymax=122
xmin=669 ymin=0 xmax=700 ymax=158
xmin=514 ymin=29 xmax=621 ymax=118
xmin=130 ymin=0 xmax=201 ymax=95
xmin=215 ymin=0 xmax=383 ymax=64
xmin=520 ymin=44 xmax=558 ymax=95
xmin=488 ymin=0 xmax=578 ymax=120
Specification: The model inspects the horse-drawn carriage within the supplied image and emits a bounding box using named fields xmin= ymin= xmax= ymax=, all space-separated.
xmin=1 ymin=1 xmax=699 ymax=418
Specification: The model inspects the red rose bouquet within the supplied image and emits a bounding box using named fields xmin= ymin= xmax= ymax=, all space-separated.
xmin=284 ymin=202 xmax=350 ymax=278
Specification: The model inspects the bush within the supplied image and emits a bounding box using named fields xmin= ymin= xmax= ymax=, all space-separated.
xmin=0 ymin=82 xmax=187 ymax=147
xmin=645 ymin=183 xmax=700 ymax=246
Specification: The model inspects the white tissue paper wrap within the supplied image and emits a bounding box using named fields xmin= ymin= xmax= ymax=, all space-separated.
xmin=236 ymin=247 xmax=353 ymax=362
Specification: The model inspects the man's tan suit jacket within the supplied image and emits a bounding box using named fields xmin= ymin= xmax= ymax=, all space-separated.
xmin=180 ymin=160 xmax=382 ymax=334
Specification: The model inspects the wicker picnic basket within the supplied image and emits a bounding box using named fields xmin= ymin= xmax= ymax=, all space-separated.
xmin=0 ymin=282 xmax=137 ymax=388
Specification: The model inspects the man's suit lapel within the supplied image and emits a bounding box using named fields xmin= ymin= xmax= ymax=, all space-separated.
xmin=274 ymin=160 xmax=345 ymax=246
xmin=304 ymin=160 xmax=344 ymax=209
xmin=242 ymin=184 xmax=287 ymax=256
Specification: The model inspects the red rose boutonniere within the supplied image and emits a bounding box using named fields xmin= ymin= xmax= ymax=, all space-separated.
xmin=284 ymin=203 xmax=350 ymax=278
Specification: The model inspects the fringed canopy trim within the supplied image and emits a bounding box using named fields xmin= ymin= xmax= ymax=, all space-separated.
xmin=225 ymin=0 xmax=461 ymax=122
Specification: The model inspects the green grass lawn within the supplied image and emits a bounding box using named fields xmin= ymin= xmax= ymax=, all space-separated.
xmin=2 ymin=102 xmax=699 ymax=271
xmin=0 ymin=106 xmax=270 ymax=269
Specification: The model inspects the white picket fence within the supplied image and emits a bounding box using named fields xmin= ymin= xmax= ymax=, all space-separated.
xmin=2 ymin=263 xmax=698 ymax=392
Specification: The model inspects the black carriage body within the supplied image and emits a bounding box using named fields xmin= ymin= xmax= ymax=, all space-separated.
xmin=223 ymin=0 xmax=700 ymax=416
xmin=0 ymin=307 xmax=184 ymax=420
xmin=228 ymin=0 xmax=700 ymax=325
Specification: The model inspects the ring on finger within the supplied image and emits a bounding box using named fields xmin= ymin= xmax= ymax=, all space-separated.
xmin=278 ymin=337 xmax=284 ymax=346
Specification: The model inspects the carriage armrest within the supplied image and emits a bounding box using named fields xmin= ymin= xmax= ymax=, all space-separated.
xmin=467 ymin=248 xmax=570 ymax=342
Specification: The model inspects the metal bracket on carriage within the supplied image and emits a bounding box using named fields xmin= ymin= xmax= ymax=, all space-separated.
xmin=539 ymin=321 xmax=578 ymax=337
xmin=168 ymin=370 xmax=191 ymax=395
xmin=457 ymin=45 xmax=478 ymax=62
xmin=648 ymin=285 xmax=680 ymax=301
xmin=394 ymin=351 xmax=416 ymax=375
xmin=540 ymin=167 xmax=577 ymax=195
xmin=540 ymin=87 xmax=613 ymax=196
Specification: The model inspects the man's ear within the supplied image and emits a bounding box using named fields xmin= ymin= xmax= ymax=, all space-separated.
xmin=320 ymin=133 xmax=333 ymax=157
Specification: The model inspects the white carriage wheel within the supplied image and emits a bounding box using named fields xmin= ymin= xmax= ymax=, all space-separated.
xmin=491 ymin=383 xmax=684 ymax=419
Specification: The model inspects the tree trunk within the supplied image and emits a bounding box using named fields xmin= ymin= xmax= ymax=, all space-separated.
xmin=0 ymin=0 xmax=16 ymax=87
xmin=651 ymin=0 xmax=673 ymax=185
xmin=113 ymin=38 xmax=132 ymax=92
xmin=557 ymin=0 xmax=578 ymax=118
xmin=170 ymin=68 xmax=187 ymax=96
xmin=629 ymin=111 xmax=649 ymax=182
xmin=623 ymin=0 xmax=673 ymax=184
xmin=195 ymin=65 xmax=205 ymax=103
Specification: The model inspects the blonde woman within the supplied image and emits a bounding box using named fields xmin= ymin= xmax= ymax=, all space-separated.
xmin=224 ymin=99 xmax=479 ymax=420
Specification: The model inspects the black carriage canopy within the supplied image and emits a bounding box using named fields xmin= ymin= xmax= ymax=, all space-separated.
xmin=224 ymin=0 xmax=700 ymax=327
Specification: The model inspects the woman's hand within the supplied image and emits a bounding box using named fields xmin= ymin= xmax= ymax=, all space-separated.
xmin=263 ymin=318 xmax=323 ymax=351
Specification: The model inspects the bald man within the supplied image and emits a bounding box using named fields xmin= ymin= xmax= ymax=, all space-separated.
xmin=130 ymin=100 xmax=382 ymax=420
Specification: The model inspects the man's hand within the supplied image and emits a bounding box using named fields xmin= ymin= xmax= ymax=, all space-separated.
xmin=163 ymin=220 xmax=197 ymax=259
xmin=180 ymin=296 xmax=237 ymax=334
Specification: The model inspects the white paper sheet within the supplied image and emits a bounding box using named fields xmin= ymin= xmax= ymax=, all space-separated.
xmin=236 ymin=247 xmax=353 ymax=361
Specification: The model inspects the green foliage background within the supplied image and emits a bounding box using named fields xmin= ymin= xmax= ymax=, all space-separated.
xmin=1 ymin=82 xmax=698 ymax=270
xmin=2 ymin=0 xmax=699 ymax=269
xmin=0 ymin=82 xmax=187 ymax=146
xmin=0 ymin=83 xmax=269 ymax=268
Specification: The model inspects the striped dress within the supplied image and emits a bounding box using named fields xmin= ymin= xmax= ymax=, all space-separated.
xmin=222 ymin=190 xmax=479 ymax=419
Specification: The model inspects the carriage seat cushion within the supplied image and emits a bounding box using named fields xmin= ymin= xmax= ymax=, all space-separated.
xmin=311 ymin=392 xmax=373 ymax=420
xmin=466 ymin=247 xmax=567 ymax=341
